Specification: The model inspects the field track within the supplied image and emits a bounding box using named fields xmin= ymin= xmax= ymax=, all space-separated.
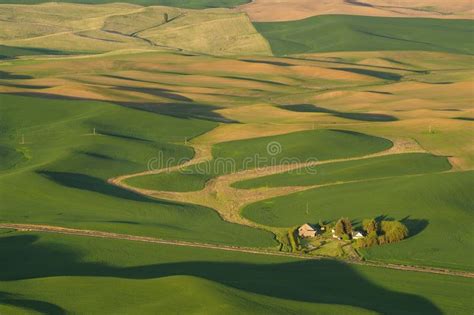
xmin=1 ymin=223 xmax=473 ymax=279
xmin=108 ymin=137 xmax=427 ymax=228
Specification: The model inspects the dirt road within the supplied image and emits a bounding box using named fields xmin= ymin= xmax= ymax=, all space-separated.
xmin=2 ymin=223 xmax=473 ymax=279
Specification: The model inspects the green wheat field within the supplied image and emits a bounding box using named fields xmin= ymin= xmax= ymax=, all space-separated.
xmin=0 ymin=0 xmax=473 ymax=314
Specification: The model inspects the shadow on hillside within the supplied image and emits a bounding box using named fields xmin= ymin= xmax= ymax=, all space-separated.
xmin=0 ymin=234 xmax=443 ymax=314
xmin=93 ymin=130 xmax=152 ymax=142
xmin=0 ymin=82 xmax=50 ymax=89
xmin=286 ymin=56 xmax=426 ymax=74
xmin=36 ymin=171 xmax=179 ymax=207
xmin=453 ymin=117 xmax=474 ymax=122
xmin=102 ymin=74 xmax=188 ymax=84
xmin=278 ymin=104 xmax=398 ymax=122
xmin=116 ymin=101 xmax=236 ymax=123
xmin=7 ymin=92 xmax=235 ymax=123
xmin=0 ymin=291 xmax=66 ymax=315
xmin=365 ymin=90 xmax=393 ymax=95
xmin=330 ymin=67 xmax=403 ymax=81
xmin=0 ymin=71 xmax=33 ymax=80
xmin=113 ymin=86 xmax=193 ymax=102
xmin=0 ymin=44 xmax=76 ymax=60
xmin=220 ymin=75 xmax=287 ymax=86
xmin=239 ymin=59 xmax=294 ymax=67
xmin=345 ymin=0 xmax=373 ymax=8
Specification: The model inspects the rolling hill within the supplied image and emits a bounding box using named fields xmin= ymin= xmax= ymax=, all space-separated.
xmin=0 ymin=0 xmax=250 ymax=9
xmin=1 ymin=230 xmax=472 ymax=314
xmin=254 ymin=15 xmax=474 ymax=55
xmin=242 ymin=171 xmax=474 ymax=270
xmin=0 ymin=3 xmax=271 ymax=55
xmin=240 ymin=0 xmax=474 ymax=22
xmin=0 ymin=3 xmax=473 ymax=311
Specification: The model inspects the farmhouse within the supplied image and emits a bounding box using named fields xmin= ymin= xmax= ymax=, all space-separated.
xmin=352 ymin=231 xmax=365 ymax=239
xmin=298 ymin=223 xmax=317 ymax=238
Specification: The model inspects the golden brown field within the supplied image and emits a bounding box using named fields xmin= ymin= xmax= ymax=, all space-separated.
xmin=239 ymin=0 xmax=473 ymax=21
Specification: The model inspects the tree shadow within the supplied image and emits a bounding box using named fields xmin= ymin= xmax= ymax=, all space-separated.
xmin=0 ymin=234 xmax=443 ymax=314
xmin=36 ymin=171 xmax=180 ymax=207
xmin=279 ymin=104 xmax=398 ymax=122
xmin=375 ymin=214 xmax=389 ymax=222
xmin=400 ymin=216 xmax=429 ymax=238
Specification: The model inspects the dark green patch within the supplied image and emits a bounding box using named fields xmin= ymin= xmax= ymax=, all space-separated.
xmin=233 ymin=153 xmax=451 ymax=189
xmin=254 ymin=15 xmax=474 ymax=55
xmin=454 ymin=117 xmax=474 ymax=121
xmin=278 ymin=104 xmax=398 ymax=122
xmin=242 ymin=171 xmax=474 ymax=271
xmin=239 ymin=59 xmax=294 ymax=67
xmin=332 ymin=67 xmax=402 ymax=80
xmin=0 ymin=45 xmax=73 ymax=59
xmin=0 ymin=233 xmax=447 ymax=315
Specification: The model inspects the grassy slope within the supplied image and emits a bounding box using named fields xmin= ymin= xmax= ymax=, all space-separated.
xmin=242 ymin=171 xmax=474 ymax=270
xmin=0 ymin=0 xmax=249 ymax=8
xmin=0 ymin=94 xmax=275 ymax=247
xmin=125 ymin=129 xmax=392 ymax=191
xmin=233 ymin=153 xmax=452 ymax=189
xmin=0 ymin=230 xmax=472 ymax=314
xmin=0 ymin=45 xmax=73 ymax=59
xmin=254 ymin=15 xmax=474 ymax=55
xmin=0 ymin=3 xmax=269 ymax=56
xmin=138 ymin=12 xmax=270 ymax=56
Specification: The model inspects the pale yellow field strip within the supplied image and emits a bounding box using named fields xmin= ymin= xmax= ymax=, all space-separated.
xmin=239 ymin=0 xmax=474 ymax=22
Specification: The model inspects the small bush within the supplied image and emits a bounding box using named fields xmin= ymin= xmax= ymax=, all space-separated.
xmin=287 ymin=228 xmax=300 ymax=252
xmin=366 ymin=231 xmax=379 ymax=247
xmin=380 ymin=221 xmax=409 ymax=243
xmin=377 ymin=235 xmax=387 ymax=245
xmin=335 ymin=217 xmax=353 ymax=237
xmin=362 ymin=218 xmax=379 ymax=234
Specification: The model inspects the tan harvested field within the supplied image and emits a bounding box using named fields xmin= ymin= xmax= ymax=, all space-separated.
xmin=239 ymin=0 xmax=474 ymax=22
xmin=194 ymin=123 xmax=314 ymax=144
xmin=1 ymin=50 xmax=473 ymax=167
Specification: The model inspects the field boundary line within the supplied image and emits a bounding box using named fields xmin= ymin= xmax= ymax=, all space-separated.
xmin=108 ymin=137 xmax=428 ymax=229
xmin=1 ymin=223 xmax=473 ymax=279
